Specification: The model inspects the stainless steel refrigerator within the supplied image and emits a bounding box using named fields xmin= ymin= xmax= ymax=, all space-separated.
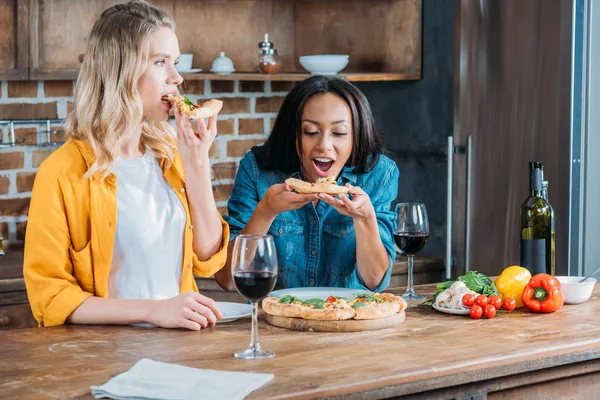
xmin=447 ymin=0 xmax=578 ymax=279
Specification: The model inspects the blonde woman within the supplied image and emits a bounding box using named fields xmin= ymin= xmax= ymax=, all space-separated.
xmin=23 ymin=1 xmax=228 ymax=330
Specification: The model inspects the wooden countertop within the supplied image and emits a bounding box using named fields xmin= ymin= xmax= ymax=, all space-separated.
xmin=2 ymin=283 xmax=600 ymax=399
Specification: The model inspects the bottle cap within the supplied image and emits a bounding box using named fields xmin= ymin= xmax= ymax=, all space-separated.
xmin=530 ymin=161 xmax=543 ymax=170
xmin=258 ymin=33 xmax=274 ymax=50
xmin=260 ymin=48 xmax=277 ymax=55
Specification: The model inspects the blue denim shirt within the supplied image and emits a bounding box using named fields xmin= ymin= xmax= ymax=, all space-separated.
xmin=225 ymin=151 xmax=399 ymax=292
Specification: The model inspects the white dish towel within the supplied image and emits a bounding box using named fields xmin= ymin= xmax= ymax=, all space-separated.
xmin=90 ymin=358 xmax=274 ymax=400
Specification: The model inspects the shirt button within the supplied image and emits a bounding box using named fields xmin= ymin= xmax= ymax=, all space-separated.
xmin=309 ymin=280 xmax=315 ymax=286
xmin=189 ymin=263 xmax=193 ymax=268
xmin=180 ymin=188 xmax=185 ymax=193
xmin=189 ymin=224 xmax=193 ymax=230
xmin=311 ymin=250 xmax=317 ymax=256
xmin=278 ymin=228 xmax=283 ymax=234
xmin=341 ymin=229 xmax=346 ymax=234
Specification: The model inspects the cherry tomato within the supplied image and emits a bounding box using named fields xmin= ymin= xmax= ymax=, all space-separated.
xmin=475 ymin=295 xmax=488 ymax=307
xmin=488 ymin=295 xmax=502 ymax=310
xmin=470 ymin=305 xmax=483 ymax=319
xmin=462 ymin=294 xmax=475 ymax=307
xmin=483 ymin=304 xmax=496 ymax=319
xmin=326 ymin=296 xmax=336 ymax=303
xmin=503 ymin=297 xmax=517 ymax=312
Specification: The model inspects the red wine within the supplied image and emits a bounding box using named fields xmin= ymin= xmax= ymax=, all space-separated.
xmin=394 ymin=233 xmax=429 ymax=256
xmin=234 ymin=271 xmax=277 ymax=301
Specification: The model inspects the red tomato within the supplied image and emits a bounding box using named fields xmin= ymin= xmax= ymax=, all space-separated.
xmin=503 ymin=297 xmax=517 ymax=312
xmin=462 ymin=294 xmax=475 ymax=307
xmin=488 ymin=296 xmax=502 ymax=310
xmin=475 ymin=295 xmax=488 ymax=307
xmin=326 ymin=296 xmax=336 ymax=303
xmin=470 ymin=305 xmax=483 ymax=319
xmin=483 ymin=304 xmax=496 ymax=319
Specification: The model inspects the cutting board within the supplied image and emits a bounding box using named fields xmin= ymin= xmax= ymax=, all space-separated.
xmin=264 ymin=311 xmax=405 ymax=332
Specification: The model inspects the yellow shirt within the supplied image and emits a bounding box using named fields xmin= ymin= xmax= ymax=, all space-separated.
xmin=23 ymin=139 xmax=230 ymax=327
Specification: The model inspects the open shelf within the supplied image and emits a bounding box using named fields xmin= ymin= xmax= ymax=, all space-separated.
xmin=180 ymin=72 xmax=421 ymax=82
xmin=22 ymin=0 xmax=422 ymax=81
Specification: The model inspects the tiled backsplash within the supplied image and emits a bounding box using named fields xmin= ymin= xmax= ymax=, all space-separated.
xmin=0 ymin=80 xmax=293 ymax=247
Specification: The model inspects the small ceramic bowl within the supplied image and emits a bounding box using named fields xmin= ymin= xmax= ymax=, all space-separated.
xmin=299 ymin=54 xmax=349 ymax=75
xmin=211 ymin=52 xmax=235 ymax=75
xmin=556 ymin=276 xmax=596 ymax=304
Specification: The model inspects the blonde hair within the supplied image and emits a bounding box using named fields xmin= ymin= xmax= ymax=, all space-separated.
xmin=66 ymin=0 xmax=176 ymax=178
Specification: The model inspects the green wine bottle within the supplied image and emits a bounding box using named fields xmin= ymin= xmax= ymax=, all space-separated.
xmin=520 ymin=162 xmax=555 ymax=275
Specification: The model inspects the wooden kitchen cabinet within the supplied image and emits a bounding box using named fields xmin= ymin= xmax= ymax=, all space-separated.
xmin=25 ymin=0 xmax=421 ymax=82
xmin=0 ymin=0 xmax=29 ymax=80
xmin=0 ymin=250 xmax=37 ymax=330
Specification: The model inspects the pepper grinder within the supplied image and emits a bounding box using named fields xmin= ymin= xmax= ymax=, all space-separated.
xmin=257 ymin=33 xmax=281 ymax=74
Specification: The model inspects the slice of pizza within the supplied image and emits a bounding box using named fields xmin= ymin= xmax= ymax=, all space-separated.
xmin=285 ymin=175 xmax=349 ymax=195
xmin=299 ymin=296 xmax=355 ymax=320
xmin=373 ymin=292 xmax=407 ymax=313
xmin=349 ymin=293 xmax=404 ymax=320
xmin=161 ymin=94 xmax=223 ymax=119
xmin=261 ymin=295 xmax=304 ymax=318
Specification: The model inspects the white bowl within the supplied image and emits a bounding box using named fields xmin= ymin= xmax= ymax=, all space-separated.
xmin=299 ymin=54 xmax=349 ymax=75
xmin=556 ymin=276 xmax=596 ymax=304
xmin=211 ymin=51 xmax=235 ymax=74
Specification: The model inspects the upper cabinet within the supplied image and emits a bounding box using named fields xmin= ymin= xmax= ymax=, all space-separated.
xmin=8 ymin=0 xmax=422 ymax=82
xmin=29 ymin=0 xmax=125 ymax=79
xmin=0 ymin=0 xmax=29 ymax=80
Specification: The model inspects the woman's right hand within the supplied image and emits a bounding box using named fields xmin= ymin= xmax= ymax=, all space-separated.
xmin=258 ymin=183 xmax=318 ymax=218
xmin=151 ymin=291 xmax=223 ymax=331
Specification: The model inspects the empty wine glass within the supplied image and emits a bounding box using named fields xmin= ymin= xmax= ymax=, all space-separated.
xmin=394 ymin=203 xmax=429 ymax=301
xmin=231 ymin=234 xmax=278 ymax=359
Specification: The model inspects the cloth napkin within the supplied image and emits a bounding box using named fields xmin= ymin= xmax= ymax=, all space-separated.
xmin=90 ymin=358 xmax=274 ymax=400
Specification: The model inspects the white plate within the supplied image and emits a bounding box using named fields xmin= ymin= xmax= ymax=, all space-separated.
xmin=215 ymin=302 xmax=252 ymax=323
xmin=268 ymin=287 xmax=373 ymax=301
xmin=177 ymin=68 xmax=203 ymax=73
xmin=432 ymin=304 xmax=470 ymax=315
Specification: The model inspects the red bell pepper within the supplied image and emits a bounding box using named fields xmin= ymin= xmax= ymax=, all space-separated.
xmin=522 ymin=274 xmax=564 ymax=313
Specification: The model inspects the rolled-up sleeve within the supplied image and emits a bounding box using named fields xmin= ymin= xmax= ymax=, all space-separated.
xmin=355 ymin=161 xmax=399 ymax=292
xmin=24 ymin=166 xmax=92 ymax=327
xmin=192 ymin=215 xmax=230 ymax=277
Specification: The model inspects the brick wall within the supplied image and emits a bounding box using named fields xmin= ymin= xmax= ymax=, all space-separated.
xmin=0 ymin=79 xmax=292 ymax=248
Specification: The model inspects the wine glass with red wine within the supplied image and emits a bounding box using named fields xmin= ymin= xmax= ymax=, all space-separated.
xmin=394 ymin=203 xmax=429 ymax=301
xmin=231 ymin=234 xmax=278 ymax=359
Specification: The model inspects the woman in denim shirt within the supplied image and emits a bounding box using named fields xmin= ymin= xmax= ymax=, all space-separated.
xmin=215 ymin=76 xmax=398 ymax=292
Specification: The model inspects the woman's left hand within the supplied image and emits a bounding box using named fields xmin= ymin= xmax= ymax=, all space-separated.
xmin=318 ymin=184 xmax=375 ymax=221
xmin=173 ymin=104 xmax=217 ymax=165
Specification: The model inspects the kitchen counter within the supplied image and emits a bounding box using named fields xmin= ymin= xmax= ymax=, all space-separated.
xmin=2 ymin=283 xmax=600 ymax=399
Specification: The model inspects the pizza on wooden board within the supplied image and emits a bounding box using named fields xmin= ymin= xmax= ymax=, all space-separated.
xmin=285 ymin=175 xmax=350 ymax=195
xmin=262 ymin=292 xmax=407 ymax=321
xmin=161 ymin=94 xmax=223 ymax=119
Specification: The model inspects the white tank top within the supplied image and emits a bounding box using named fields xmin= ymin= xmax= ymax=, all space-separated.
xmin=108 ymin=152 xmax=186 ymax=300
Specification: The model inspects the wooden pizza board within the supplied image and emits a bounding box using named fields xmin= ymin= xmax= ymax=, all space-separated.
xmin=264 ymin=311 xmax=405 ymax=332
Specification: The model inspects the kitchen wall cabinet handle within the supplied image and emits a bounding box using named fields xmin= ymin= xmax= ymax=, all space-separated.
xmin=446 ymin=136 xmax=453 ymax=280
xmin=0 ymin=315 xmax=10 ymax=327
xmin=447 ymin=136 xmax=472 ymax=278
xmin=465 ymin=135 xmax=473 ymax=273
